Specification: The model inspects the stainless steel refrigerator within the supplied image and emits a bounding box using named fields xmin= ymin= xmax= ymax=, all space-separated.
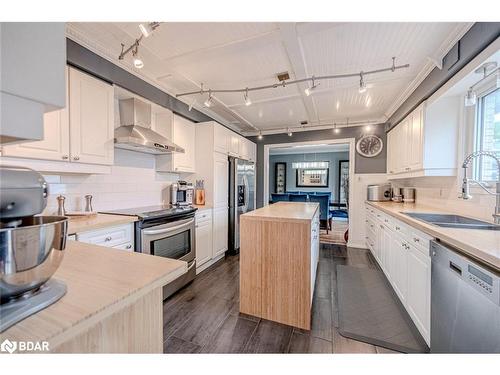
xmin=228 ymin=157 xmax=255 ymax=255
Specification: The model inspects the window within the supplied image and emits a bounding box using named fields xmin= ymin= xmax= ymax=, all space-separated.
xmin=474 ymin=88 xmax=500 ymax=182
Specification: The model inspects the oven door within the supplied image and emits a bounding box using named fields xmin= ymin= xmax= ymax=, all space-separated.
xmin=141 ymin=217 xmax=195 ymax=263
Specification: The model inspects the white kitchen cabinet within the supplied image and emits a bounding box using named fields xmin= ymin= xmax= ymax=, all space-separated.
xmin=75 ymin=223 xmax=134 ymax=251
xmin=406 ymin=243 xmax=431 ymax=342
xmin=391 ymin=236 xmax=408 ymax=304
xmin=195 ymin=210 xmax=213 ymax=271
xmin=387 ymin=99 xmax=458 ymax=179
xmin=2 ymin=68 xmax=70 ymax=161
xmin=213 ymin=152 xmax=229 ymax=208
xmin=1 ymin=23 xmax=66 ymax=144
xmin=213 ymin=207 xmax=228 ymax=257
xmin=156 ymin=114 xmax=196 ymax=173
xmin=214 ymin=123 xmax=230 ymax=154
xmin=239 ymin=137 xmax=257 ymax=162
xmin=69 ymin=67 xmax=114 ymax=165
xmin=229 ymin=133 xmax=240 ymax=156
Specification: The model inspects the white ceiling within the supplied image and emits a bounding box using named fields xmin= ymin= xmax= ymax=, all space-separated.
xmin=270 ymin=143 xmax=350 ymax=155
xmin=67 ymin=22 xmax=472 ymax=135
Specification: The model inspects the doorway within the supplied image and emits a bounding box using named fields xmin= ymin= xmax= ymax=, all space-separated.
xmin=264 ymin=138 xmax=355 ymax=245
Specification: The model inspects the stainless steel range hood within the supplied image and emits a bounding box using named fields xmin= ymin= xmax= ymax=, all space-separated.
xmin=114 ymin=98 xmax=184 ymax=154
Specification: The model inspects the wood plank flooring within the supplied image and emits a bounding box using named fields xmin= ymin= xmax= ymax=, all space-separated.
xmin=163 ymin=243 xmax=399 ymax=354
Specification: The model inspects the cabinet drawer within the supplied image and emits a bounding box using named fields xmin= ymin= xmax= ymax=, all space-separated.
xmin=113 ymin=242 xmax=134 ymax=252
xmin=76 ymin=223 xmax=133 ymax=247
xmin=407 ymin=228 xmax=432 ymax=255
xmin=196 ymin=210 xmax=212 ymax=224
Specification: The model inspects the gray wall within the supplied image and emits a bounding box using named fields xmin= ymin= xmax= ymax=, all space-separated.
xmin=247 ymin=123 xmax=387 ymax=208
xmin=388 ymin=22 xmax=500 ymax=129
xmin=269 ymin=151 xmax=349 ymax=200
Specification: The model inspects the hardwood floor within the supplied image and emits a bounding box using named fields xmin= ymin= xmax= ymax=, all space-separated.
xmin=163 ymin=243 xmax=399 ymax=354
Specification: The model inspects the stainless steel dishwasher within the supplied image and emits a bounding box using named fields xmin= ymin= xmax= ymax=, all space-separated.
xmin=430 ymin=240 xmax=500 ymax=353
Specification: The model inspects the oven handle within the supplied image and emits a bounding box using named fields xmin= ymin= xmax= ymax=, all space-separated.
xmin=142 ymin=218 xmax=194 ymax=235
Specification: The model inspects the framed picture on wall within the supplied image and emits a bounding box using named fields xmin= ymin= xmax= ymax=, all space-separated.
xmin=296 ymin=167 xmax=329 ymax=187
xmin=275 ymin=162 xmax=287 ymax=193
xmin=338 ymin=160 xmax=349 ymax=204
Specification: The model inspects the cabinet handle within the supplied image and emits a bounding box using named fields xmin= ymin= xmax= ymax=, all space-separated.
xmin=380 ymin=225 xmax=383 ymax=229
xmin=395 ymin=226 xmax=400 ymax=230
xmin=384 ymin=219 xmax=389 ymax=223
xmin=73 ymin=156 xmax=80 ymax=161
xmin=62 ymin=155 xmax=69 ymax=160
xmin=413 ymin=237 xmax=420 ymax=243
xmin=125 ymin=244 xmax=132 ymax=249
xmin=105 ymin=236 xmax=112 ymax=242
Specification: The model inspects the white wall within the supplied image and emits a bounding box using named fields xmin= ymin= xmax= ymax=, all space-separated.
xmin=42 ymin=149 xmax=179 ymax=214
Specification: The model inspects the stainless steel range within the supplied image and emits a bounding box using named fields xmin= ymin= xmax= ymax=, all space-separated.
xmin=102 ymin=205 xmax=197 ymax=299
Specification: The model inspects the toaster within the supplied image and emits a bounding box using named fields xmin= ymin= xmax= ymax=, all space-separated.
xmin=367 ymin=184 xmax=392 ymax=202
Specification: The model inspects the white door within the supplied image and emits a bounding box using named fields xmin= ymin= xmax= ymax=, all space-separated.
xmin=406 ymin=244 xmax=431 ymax=343
xmin=409 ymin=107 xmax=423 ymax=171
xmin=172 ymin=115 xmax=196 ymax=173
xmin=196 ymin=219 xmax=213 ymax=267
xmin=213 ymin=207 xmax=228 ymax=257
xmin=69 ymin=67 xmax=114 ymax=165
xmin=213 ymin=152 xmax=229 ymax=208
xmin=2 ymin=68 xmax=70 ymax=161
xmin=213 ymin=124 xmax=229 ymax=154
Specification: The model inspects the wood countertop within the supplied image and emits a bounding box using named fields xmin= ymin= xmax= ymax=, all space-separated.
xmin=67 ymin=213 xmax=137 ymax=235
xmin=242 ymin=202 xmax=319 ymax=222
xmin=1 ymin=241 xmax=187 ymax=348
xmin=366 ymin=201 xmax=500 ymax=272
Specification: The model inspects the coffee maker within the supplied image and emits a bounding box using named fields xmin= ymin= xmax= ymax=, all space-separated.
xmin=0 ymin=166 xmax=69 ymax=332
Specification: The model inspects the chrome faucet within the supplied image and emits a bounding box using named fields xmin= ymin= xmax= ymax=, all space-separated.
xmin=460 ymin=151 xmax=500 ymax=224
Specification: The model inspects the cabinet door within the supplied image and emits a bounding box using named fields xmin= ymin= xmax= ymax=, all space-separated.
xmin=214 ymin=124 xmax=229 ymax=154
xmin=406 ymin=245 xmax=431 ymax=343
xmin=196 ymin=220 xmax=213 ymax=267
xmin=391 ymin=238 xmax=408 ymax=303
xmin=239 ymin=137 xmax=249 ymax=160
xmin=2 ymin=68 xmax=70 ymax=161
xmin=213 ymin=152 xmax=229 ymax=208
xmin=409 ymin=106 xmax=423 ymax=171
xmin=69 ymin=67 xmax=114 ymax=165
xmin=229 ymin=133 xmax=240 ymax=156
xmin=172 ymin=115 xmax=196 ymax=173
xmin=386 ymin=130 xmax=395 ymax=175
xmin=248 ymin=141 xmax=256 ymax=162
xmin=213 ymin=207 xmax=228 ymax=257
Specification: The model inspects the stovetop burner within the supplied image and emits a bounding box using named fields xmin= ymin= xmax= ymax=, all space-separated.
xmin=101 ymin=204 xmax=197 ymax=220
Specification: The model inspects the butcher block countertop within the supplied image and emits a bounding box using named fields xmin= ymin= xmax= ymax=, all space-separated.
xmin=1 ymin=241 xmax=186 ymax=352
xmin=366 ymin=201 xmax=500 ymax=272
xmin=243 ymin=202 xmax=319 ymax=222
xmin=67 ymin=213 xmax=137 ymax=235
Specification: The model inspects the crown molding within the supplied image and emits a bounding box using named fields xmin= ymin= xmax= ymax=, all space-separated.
xmin=384 ymin=22 xmax=474 ymax=121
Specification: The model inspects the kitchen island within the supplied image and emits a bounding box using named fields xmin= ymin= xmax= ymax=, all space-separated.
xmin=0 ymin=241 xmax=186 ymax=353
xmin=239 ymin=202 xmax=320 ymax=330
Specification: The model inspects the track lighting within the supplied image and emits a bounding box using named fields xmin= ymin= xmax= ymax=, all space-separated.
xmin=333 ymin=122 xmax=340 ymax=134
xmin=204 ymin=90 xmax=214 ymax=108
xmin=287 ymin=128 xmax=293 ymax=137
xmin=139 ymin=22 xmax=160 ymax=38
xmin=465 ymin=88 xmax=476 ymax=107
xmin=244 ymin=88 xmax=252 ymax=106
xmin=365 ymin=125 xmax=372 ymax=132
xmin=257 ymin=131 xmax=263 ymax=140
xmin=188 ymin=99 xmax=196 ymax=112
xmin=358 ymin=72 xmax=367 ymax=93
xmin=304 ymin=77 xmax=318 ymax=96
xmin=132 ymin=45 xmax=144 ymax=69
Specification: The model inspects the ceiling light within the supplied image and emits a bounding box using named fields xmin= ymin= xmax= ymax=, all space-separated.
xmin=304 ymin=77 xmax=318 ymax=96
xmin=287 ymin=128 xmax=293 ymax=137
xmin=336 ymin=101 xmax=340 ymax=111
xmin=244 ymin=88 xmax=252 ymax=106
xmin=365 ymin=124 xmax=372 ymax=132
xmin=139 ymin=22 xmax=160 ymax=38
xmin=204 ymin=90 xmax=214 ymax=108
xmin=359 ymin=72 xmax=367 ymax=93
xmin=257 ymin=131 xmax=263 ymax=140
xmin=333 ymin=122 xmax=340 ymax=134
xmin=465 ymin=88 xmax=476 ymax=107
xmin=188 ymin=99 xmax=196 ymax=112
xmin=132 ymin=45 xmax=144 ymax=69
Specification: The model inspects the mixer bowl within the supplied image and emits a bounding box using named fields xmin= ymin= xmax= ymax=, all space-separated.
xmin=0 ymin=216 xmax=68 ymax=302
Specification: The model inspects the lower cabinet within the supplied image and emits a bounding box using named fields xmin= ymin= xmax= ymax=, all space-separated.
xmin=365 ymin=204 xmax=432 ymax=345
xmin=213 ymin=206 xmax=228 ymax=258
xmin=75 ymin=223 xmax=134 ymax=252
xmin=195 ymin=210 xmax=213 ymax=271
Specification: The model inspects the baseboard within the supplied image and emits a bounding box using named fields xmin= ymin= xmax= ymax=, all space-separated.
xmin=346 ymin=241 xmax=367 ymax=249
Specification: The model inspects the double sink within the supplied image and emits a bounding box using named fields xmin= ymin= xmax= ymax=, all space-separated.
xmin=402 ymin=212 xmax=500 ymax=231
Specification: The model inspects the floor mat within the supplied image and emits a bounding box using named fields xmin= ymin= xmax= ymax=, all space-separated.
xmin=336 ymin=265 xmax=429 ymax=353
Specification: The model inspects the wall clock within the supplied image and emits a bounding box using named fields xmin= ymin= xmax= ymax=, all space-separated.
xmin=356 ymin=134 xmax=383 ymax=157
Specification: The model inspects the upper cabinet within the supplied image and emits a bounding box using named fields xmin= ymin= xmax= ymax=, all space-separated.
xmin=1 ymin=23 xmax=66 ymax=144
xmin=2 ymin=67 xmax=115 ymax=167
xmin=156 ymin=114 xmax=196 ymax=174
xmin=386 ymin=99 xmax=458 ymax=179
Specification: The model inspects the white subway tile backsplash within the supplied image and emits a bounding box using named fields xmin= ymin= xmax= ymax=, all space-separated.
xmin=42 ymin=149 xmax=179 ymax=214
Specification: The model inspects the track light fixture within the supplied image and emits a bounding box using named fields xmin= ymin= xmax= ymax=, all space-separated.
xmin=333 ymin=122 xmax=340 ymax=134
xmin=287 ymin=128 xmax=293 ymax=137
xmin=188 ymin=99 xmax=196 ymax=112
xmin=358 ymin=72 xmax=367 ymax=93
xmin=258 ymin=131 xmax=263 ymax=140
xmin=244 ymin=88 xmax=252 ymax=106
xmin=304 ymin=76 xmax=318 ymax=96
xmin=464 ymin=88 xmax=476 ymax=107
xmin=118 ymin=22 xmax=160 ymax=69
xmin=176 ymin=58 xmax=409 ymax=99
xmin=204 ymin=90 xmax=214 ymax=108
